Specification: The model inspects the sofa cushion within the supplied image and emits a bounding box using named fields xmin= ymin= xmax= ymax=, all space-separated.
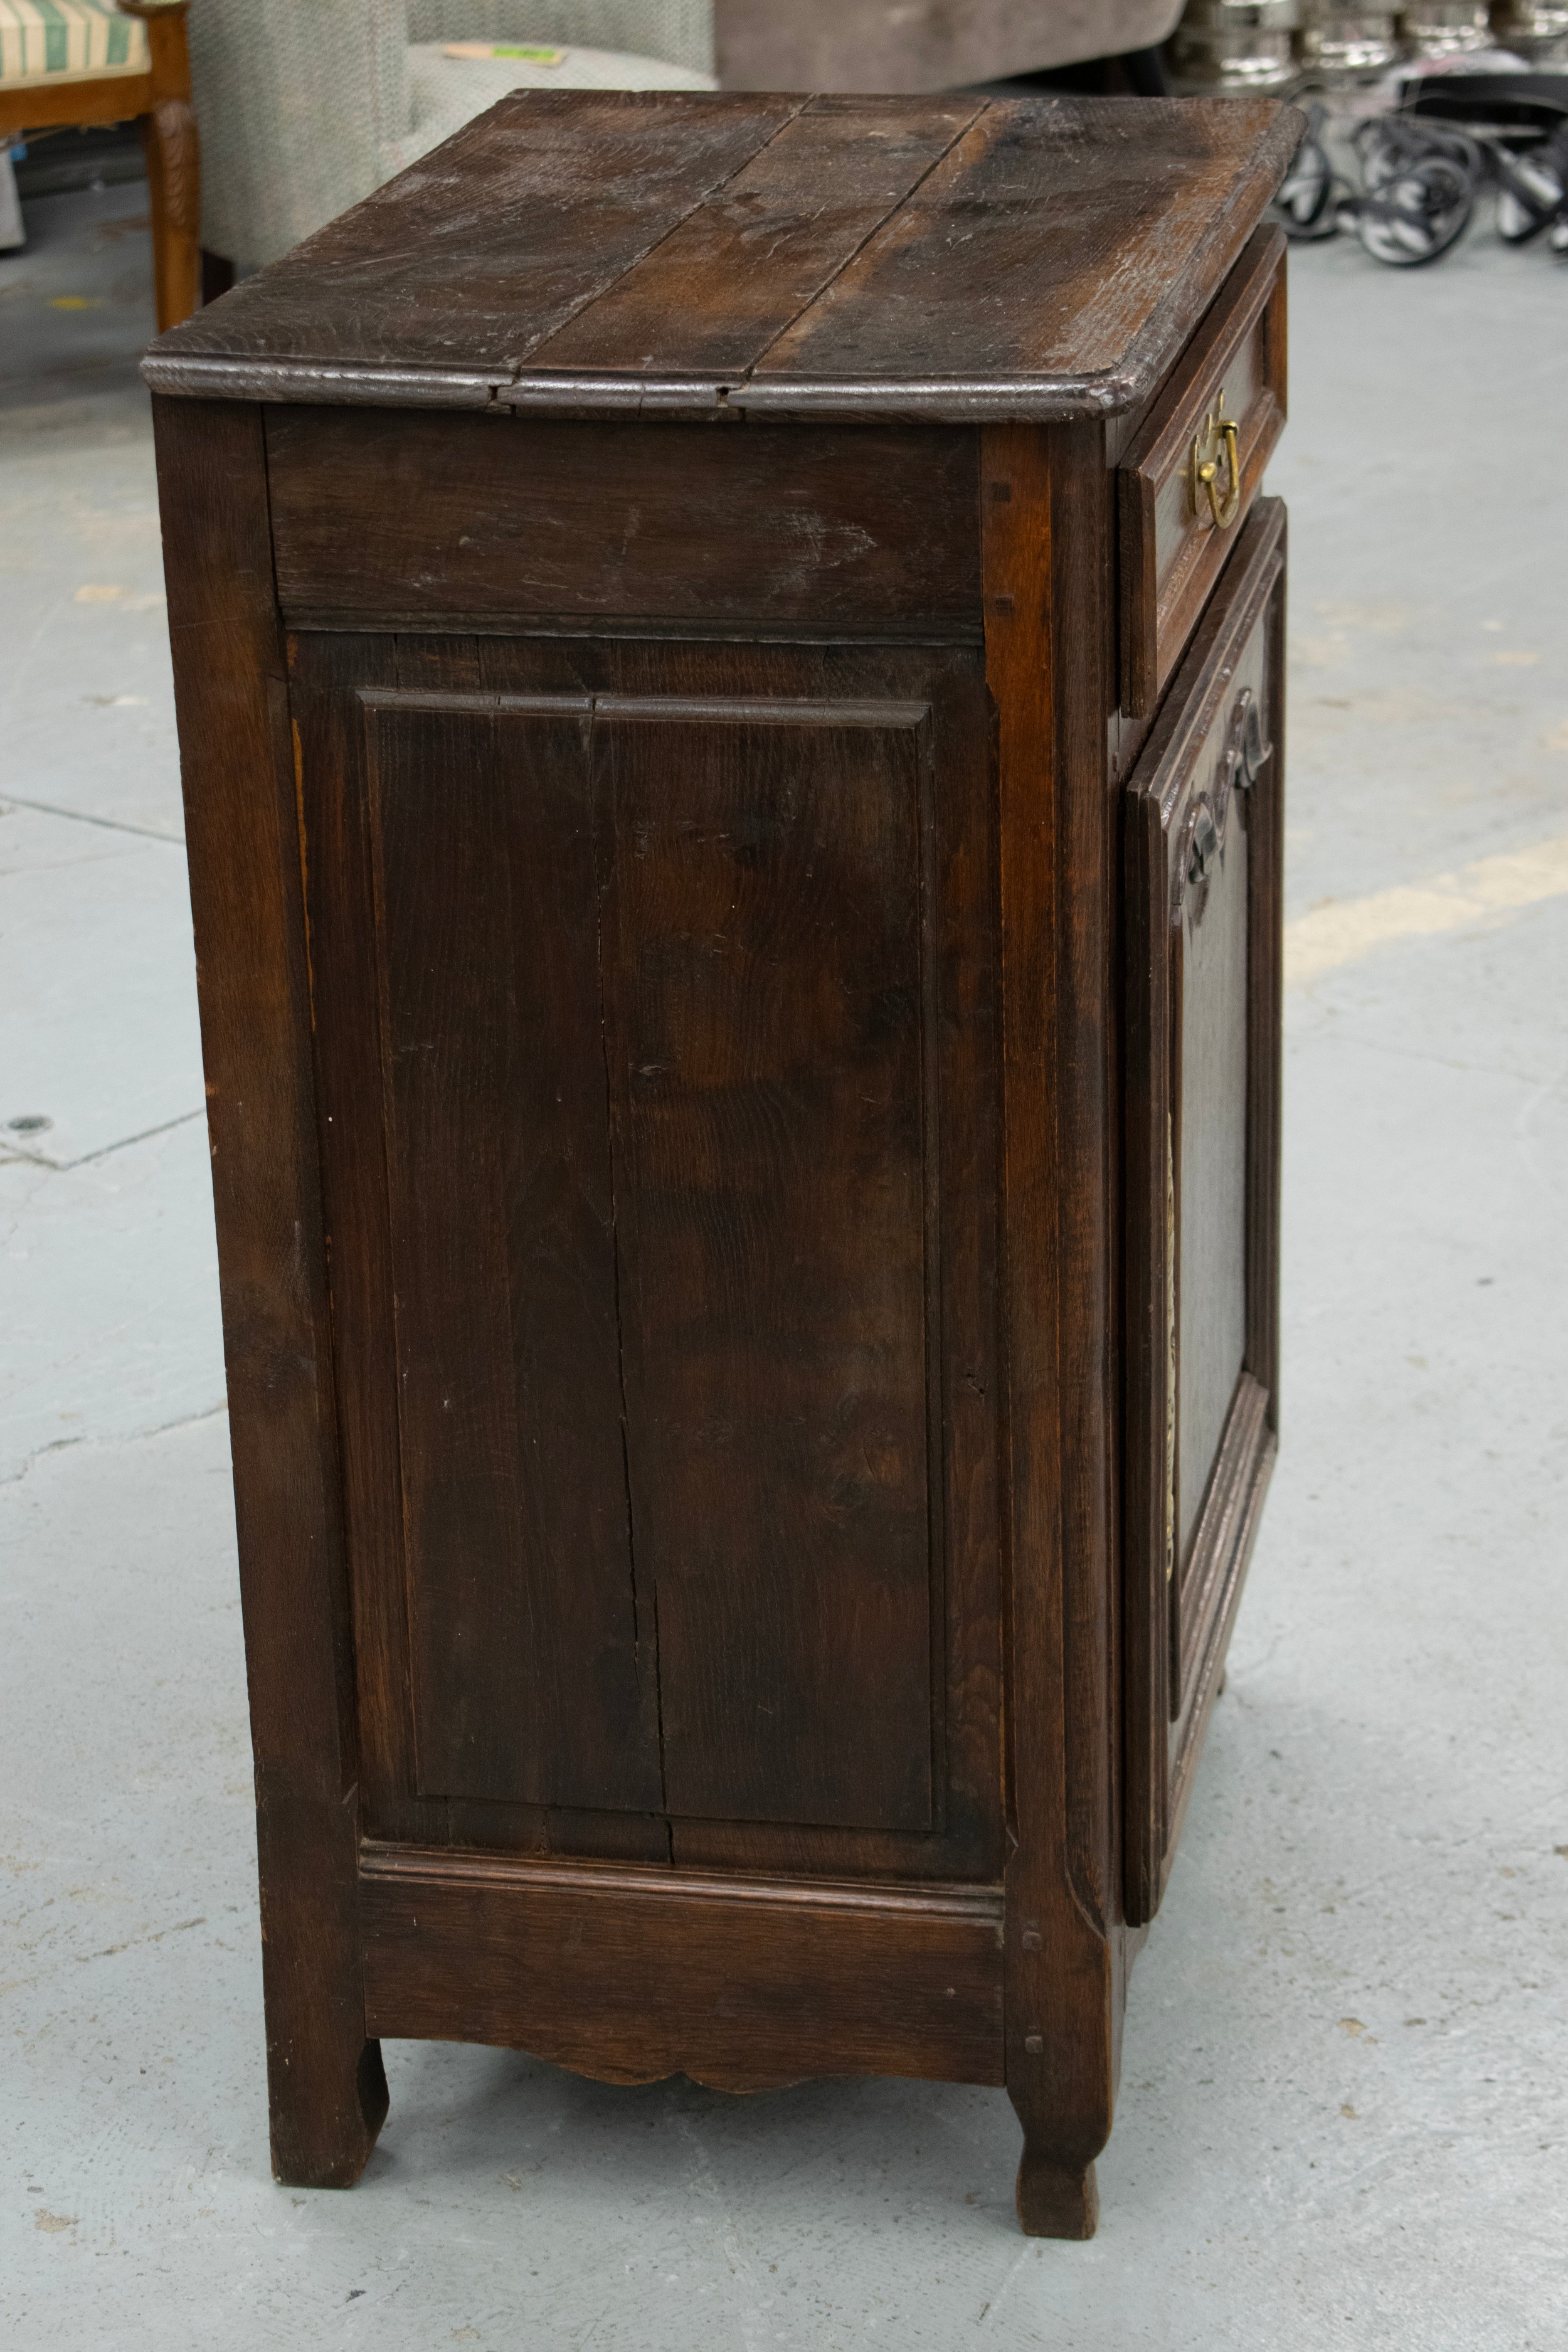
xmin=400 ymin=38 xmax=714 ymax=167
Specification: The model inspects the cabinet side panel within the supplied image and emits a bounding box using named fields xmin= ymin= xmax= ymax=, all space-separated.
xmin=304 ymin=630 xmax=1003 ymax=1885
xmin=265 ymin=410 xmax=983 ymax=634
xmin=363 ymin=695 xmax=664 ymax=1812
xmin=361 ymin=1852 xmax=1006 ymax=2090
xmin=598 ymin=699 xmax=938 ymax=1834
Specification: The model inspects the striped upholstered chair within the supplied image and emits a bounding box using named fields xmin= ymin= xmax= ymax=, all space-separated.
xmin=0 ymin=0 xmax=198 ymax=324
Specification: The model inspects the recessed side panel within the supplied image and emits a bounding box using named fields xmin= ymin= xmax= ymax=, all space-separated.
xmin=596 ymin=697 xmax=940 ymax=1835
xmin=302 ymin=634 xmax=1001 ymax=1885
xmin=363 ymin=692 xmax=664 ymax=1813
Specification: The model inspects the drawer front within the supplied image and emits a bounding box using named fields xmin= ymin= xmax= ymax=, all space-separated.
xmin=1118 ymin=226 xmax=1286 ymax=720
xmin=1121 ymin=497 xmax=1285 ymax=1927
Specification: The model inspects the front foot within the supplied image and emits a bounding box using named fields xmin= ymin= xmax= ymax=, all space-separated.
xmin=269 ymin=2036 xmax=388 ymax=2189
xmin=1015 ymin=2148 xmax=1099 ymax=2239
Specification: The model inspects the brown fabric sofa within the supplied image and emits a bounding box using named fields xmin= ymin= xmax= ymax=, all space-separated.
xmin=714 ymin=1 xmax=1187 ymax=90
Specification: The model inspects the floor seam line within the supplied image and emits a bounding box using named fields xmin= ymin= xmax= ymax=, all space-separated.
xmin=0 ymin=792 xmax=185 ymax=846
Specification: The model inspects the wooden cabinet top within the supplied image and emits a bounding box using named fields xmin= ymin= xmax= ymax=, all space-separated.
xmin=144 ymin=91 xmax=1298 ymax=421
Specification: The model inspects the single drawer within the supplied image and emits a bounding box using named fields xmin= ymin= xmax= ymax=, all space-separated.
xmin=1118 ymin=225 xmax=1286 ymax=720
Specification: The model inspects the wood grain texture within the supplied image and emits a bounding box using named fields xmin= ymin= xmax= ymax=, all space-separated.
xmin=287 ymin=632 xmax=418 ymax=1844
xmin=362 ymin=689 xmax=664 ymax=1813
xmin=152 ymin=154 xmax=1290 ymax=2233
xmin=264 ymin=410 xmax=983 ymax=633
xmin=596 ymin=694 xmax=938 ymax=1833
xmin=143 ymin=93 xmax=1302 ymax=420
xmin=1120 ymin=761 xmax=1173 ymax=1922
xmin=747 ymin=105 xmax=1294 ymax=418
xmin=0 ymin=71 xmax=154 ymax=134
xmin=1046 ymin=422 xmax=1121 ymax=1953
xmin=529 ymin=96 xmax=983 ymax=379
xmin=293 ymin=630 xmax=1005 ymax=1885
xmin=1 ymin=2 xmax=198 ymax=331
xmin=150 ymin=92 xmax=802 ymax=381
xmin=151 ymin=398 xmax=384 ymax=2187
xmin=1119 ymin=226 xmax=1287 ymax=717
xmin=595 ymin=638 xmax=1004 ymax=1878
xmin=1120 ymin=499 xmax=1286 ymax=1926
xmin=983 ymin=419 xmax=1118 ymax=2237
xmin=130 ymin=1 xmax=200 ymax=331
xmin=1176 ymin=761 xmax=1251 ymax=1569
xmin=360 ymin=1847 xmax=1005 ymax=2090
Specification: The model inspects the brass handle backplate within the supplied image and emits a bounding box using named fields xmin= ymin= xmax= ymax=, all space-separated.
xmin=1188 ymin=388 xmax=1242 ymax=530
xmin=1177 ymin=687 xmax=1273 ymax=928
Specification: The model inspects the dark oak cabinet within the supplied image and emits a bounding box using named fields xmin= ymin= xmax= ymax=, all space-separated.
xmin=147 ymin=90 xmax=1298 ymax=2236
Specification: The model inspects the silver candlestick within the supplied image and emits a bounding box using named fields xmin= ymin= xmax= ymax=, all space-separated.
xmin=1170 ymin=0 xmax=1301 ymax=90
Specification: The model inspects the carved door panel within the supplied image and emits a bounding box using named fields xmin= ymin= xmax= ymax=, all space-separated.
xmin=1122 ymin=501 xmax=1286 ymax=1926
xmin=290 ymin=637 xmax=1000 ymax=1870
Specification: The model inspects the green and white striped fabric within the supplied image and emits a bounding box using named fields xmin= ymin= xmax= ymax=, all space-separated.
xmin=0 ymin=0 xmax=149 ymax=87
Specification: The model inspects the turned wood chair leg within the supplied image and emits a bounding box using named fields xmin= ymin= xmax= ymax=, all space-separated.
xmin=1008 ymin=2092 xmax=1103 ymax=2239
xmin=140 ymin=98 xmax=199 ymax=331
xmin=119 ymin=0 xmax=199 ymax=329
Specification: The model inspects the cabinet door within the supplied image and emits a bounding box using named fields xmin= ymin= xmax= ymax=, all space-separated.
xmin=1122 ymin=499 xmax=1285 ymax=1926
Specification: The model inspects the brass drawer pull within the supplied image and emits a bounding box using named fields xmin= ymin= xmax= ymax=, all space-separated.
xmin=1189 ymin=389 xmax=1242 ymax=529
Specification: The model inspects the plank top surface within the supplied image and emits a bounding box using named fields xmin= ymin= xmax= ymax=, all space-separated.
xmin=144 ymin=92 xmax=1300 ymax=421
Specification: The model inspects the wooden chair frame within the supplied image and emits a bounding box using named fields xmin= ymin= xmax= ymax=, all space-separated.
xmin=0 ymin=0 xmax=199 ymax=329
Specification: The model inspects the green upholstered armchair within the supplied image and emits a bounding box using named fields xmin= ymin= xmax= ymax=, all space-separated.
xmin=188 ymin=1 xmax=714 ymax=274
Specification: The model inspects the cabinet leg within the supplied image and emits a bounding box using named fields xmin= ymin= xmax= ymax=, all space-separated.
xmin=268 ymin=2037 xmax=388 ymax=2190
xmin=1009 ymin=2097 xmax=1101 ymax=2239
xmin=256 ymin=1789 xmax=388 ymax=2188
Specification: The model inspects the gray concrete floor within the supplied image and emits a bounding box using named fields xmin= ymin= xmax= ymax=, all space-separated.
xmin=3 ymin=179 xmax=1566 ymax=2351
